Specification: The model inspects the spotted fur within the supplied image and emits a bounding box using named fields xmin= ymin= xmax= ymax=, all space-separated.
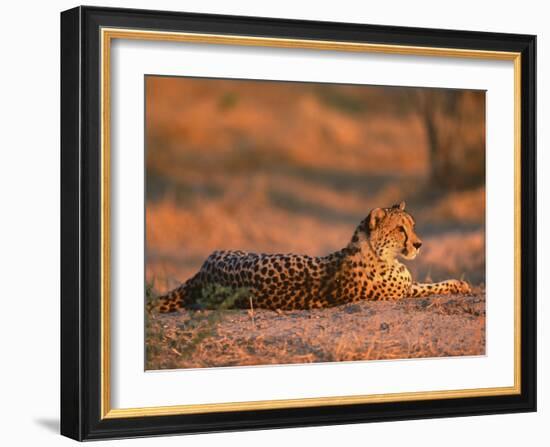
xmin=149 ymin=201 xmax=471 ymax=312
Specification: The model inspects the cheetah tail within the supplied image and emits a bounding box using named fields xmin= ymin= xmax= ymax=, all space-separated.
xmin=147 ymin=285 xmax=187 ymax=314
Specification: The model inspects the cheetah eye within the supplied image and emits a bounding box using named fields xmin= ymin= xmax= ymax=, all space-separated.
xmin=398 ymin=226 xmax=407 ymax=237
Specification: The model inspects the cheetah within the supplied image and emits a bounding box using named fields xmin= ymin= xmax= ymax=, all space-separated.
xmin=149 ymin=201 xmax=471 ymax=312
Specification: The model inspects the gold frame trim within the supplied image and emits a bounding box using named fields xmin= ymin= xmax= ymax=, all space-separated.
xmin=100 ymin=27 xmax=522 ymax=419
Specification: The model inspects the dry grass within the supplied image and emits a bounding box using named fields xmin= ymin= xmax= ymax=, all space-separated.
xmin=146 ymin=290 xmax=485 ymax=369
xmin=146 ymin=184 xmax=486 ymax=292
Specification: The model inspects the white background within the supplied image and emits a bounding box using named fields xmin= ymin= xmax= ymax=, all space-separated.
xmin=112 ymin=40 xmax=515 ymax=408
xmin=0 ymin=0 xmax=546 ymax=446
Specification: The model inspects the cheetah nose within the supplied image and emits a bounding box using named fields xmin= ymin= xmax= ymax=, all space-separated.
xmin=413 ymin=241 xmax=422 ymax=249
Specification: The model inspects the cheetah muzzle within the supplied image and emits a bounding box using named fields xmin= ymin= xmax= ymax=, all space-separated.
xmin=149 ymin=201 xmax=472 ymax=312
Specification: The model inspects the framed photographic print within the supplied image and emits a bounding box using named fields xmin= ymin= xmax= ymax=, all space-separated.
xmin=60 ymin=6 xmax=536 ymax=441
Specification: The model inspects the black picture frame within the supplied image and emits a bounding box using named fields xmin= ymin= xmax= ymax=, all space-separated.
xmin=61 ymin=5 xmax=536 ymax=441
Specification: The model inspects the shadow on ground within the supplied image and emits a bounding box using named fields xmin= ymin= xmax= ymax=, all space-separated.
xmin=34 ymin=418 xmax=59 ymax=434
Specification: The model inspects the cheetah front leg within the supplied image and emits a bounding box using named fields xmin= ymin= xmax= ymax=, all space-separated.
xmin=407 ymin=279 xmax=472 ymax=298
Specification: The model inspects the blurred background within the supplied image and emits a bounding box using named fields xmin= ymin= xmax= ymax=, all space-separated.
xmin=145 ymin=76 xmax=486 ymax=293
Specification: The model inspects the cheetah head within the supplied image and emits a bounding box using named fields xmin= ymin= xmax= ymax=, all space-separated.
xmin=353 ymin=201 xmax=423 ymax=261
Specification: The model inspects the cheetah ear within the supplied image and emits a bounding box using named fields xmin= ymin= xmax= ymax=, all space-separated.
xmin=391 ymin=201 xmax=406 ymax=211
xmin=368 ymin=208 xmax=386 ymax=230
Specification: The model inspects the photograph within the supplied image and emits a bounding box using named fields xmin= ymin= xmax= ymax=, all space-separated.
xmin=144 ymin=75 xmax=486 ymax=370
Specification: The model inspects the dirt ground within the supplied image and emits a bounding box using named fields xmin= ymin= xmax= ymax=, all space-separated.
xmin=146 ymin=289 xmax=485 ymax=370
